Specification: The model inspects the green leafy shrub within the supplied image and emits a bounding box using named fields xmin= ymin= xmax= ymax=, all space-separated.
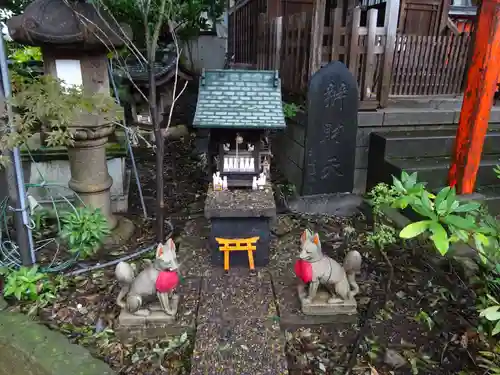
xmin=60 ymin=207 xmax=110 ymax=258
xmin=0 ymin=265 xmax=54 ymax=301
xmin=366 ymin=182 xmax=402 ymax=217
xmin=391 ymin=171 xmax=490 ymax=258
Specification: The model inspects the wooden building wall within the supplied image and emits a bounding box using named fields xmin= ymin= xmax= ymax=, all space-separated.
xmin=398 ymin=0 xmax=450 ymax=35
xmin=278 ymin=0 xmax=450 ymax=35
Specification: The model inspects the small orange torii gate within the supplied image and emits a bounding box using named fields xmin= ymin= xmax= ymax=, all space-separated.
xmin=215 ymin=237 xmax=260 ymax=271
xmin=448 ymin=0 xmax=500 ymax=193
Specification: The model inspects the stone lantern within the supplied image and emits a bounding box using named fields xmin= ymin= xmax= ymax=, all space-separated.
xmin=8 ymin=0 xmax=134 ymax=243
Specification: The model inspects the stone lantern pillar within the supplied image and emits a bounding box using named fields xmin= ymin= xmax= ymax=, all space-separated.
xmin=8 ymin=0 xmax=134 ymax=242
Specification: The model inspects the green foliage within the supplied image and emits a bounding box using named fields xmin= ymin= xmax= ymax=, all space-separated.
xmin=60 ymin=207 xmax=110 ymax=258
xmin=480 ymin=295 xmax=500 ymax=336
xmin=282 ymin=102 xmax=300 ymax=119
xmin=495 ymin=164 xmax=500 ymax=180
xmin=366 ymin=223 xmax=397 ymax=250
xmin=0 ymin=265 xmax=56 ymax=302
xmin=478 ymin=343 xmax=500 ymax=375
xmin=9 ymin=46 xmax=42 ymax=63
xmin=367 ymin=182 xmax=401 ymax=216
xmin=31 ymin=208 xmax=58 ymax=240
xmin=1 ymin=1 xmax=28 ymax=17
xmin=364 ymin=336 xmax=382 ymax=362
xmin=98 ymin=0 xmax=226 ymax=45
xmin=1 ymin=75 xmax=122 ymax=165
xmin=413 ymin=309 xmax=435 ymax=331
xmin=391 ymin=171 xmax=488 ymax=258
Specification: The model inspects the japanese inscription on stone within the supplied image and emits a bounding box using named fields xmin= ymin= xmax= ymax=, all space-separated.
xmin=303 ymin=61 xmax=359 ymax=195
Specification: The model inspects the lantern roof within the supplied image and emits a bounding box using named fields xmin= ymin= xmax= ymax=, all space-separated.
xmin=7 ymin=0 xmax=130 ymax=51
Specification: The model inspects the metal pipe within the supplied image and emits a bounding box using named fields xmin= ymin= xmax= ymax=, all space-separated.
xmin=0 ymin=33 xmax=35 ymax=265
xmin=107 ymin=62 xmax=148 ymax=219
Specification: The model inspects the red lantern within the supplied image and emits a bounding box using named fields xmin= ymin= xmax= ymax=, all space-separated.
xmin=155 ymin=271 xmax=179 ymax=293
xmin=294 ymin=259 xmax=313 ymax=284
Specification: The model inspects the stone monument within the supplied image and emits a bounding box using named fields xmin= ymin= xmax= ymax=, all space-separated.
xmin=302 ymin=61 xmax=359 ymax=196
xmin=8 ymin=0 xmax=134 ymax=243
xmin=294 ymin=229 xmax=362 ymax=315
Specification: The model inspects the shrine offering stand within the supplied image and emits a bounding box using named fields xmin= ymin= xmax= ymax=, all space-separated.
xmin=204 ymin=185 xmax=276 ymax=270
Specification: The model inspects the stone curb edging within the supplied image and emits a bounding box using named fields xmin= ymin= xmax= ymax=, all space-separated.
xmin=0 ymin=310 xmax=116 ymax=375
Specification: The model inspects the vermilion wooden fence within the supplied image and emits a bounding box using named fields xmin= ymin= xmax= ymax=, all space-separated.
xmin=390 ymin=34 xmax=471 ymax=96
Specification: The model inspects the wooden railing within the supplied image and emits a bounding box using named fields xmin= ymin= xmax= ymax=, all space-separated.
xmin=236 ymin=1 xmax=472 ymax=107
xmin=228 ymin=0 xmax=267 ymax=65
xmin=257 ymin=7 xmax=387 ymax=108
xmin=390 ymin=34 xmax=471 ymax=96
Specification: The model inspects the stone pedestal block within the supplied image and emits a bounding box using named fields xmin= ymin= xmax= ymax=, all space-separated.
xmin=297 ymin=284 xmax=357 ymax=316
xmin=204 ymin=185 xmax=276 ymax=269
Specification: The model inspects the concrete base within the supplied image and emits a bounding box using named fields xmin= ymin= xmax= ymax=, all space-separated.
xmin=297 ymin=284 xmax=357 ymax=316
xmin=287 ymin=193 xmax=363 ymax=217
xmin=117 ymin=300 xmax=179 ymax=341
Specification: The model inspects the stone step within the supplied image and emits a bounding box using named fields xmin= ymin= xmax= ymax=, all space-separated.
xmin=190 ymin=269 xmax=288 ymax=375
xmin=382 ymin=155 xmax=500 ymax=190
xmin=476 ymin=185 xmax=500 ymax=215
xmin=369 ymin=129 xmax=500 ymax=160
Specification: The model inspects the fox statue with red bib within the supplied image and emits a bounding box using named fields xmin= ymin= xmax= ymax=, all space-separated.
xmin=115 ymin=239 xmax=180 ymax=316
xmin=294 ymin=229 xmax=362 ymax=305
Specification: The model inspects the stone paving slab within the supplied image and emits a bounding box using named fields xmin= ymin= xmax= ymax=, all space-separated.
xmin=197 ymin=268 xmax=278 ymax=324
xmin=190 ymin=318 xmax=288 ymax=375
xmin=116 ymin=277 xmax=201 ymax=341
xmin=0 ymin=311 xmax=116 ymax=374
xmin=176 ymin=218 xmax=214 ymax=278
xmin=177 ymin=235 xmax=214 ymax=277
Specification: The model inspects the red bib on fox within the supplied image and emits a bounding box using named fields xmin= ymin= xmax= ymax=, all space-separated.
xmin=156 ymin=271 xmax=179 ymax=293
xmin=294 ymin=259 xmax=312 ymax=283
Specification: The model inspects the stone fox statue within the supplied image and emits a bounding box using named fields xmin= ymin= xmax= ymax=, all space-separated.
xmin=115 ymin=238 xmax=180 ymax=316
xmin=294 ymin=229 xmax=362 ymax=304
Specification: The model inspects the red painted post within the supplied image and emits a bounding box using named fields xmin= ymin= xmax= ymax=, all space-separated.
xmin=448 ymin=0 xmax=500 ymax=194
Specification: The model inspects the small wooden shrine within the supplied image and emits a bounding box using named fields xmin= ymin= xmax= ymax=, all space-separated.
xmin=194 ymin=69 xmax=286 ymax=270
xmin=192 ymin=69 xmax=286 ymax=188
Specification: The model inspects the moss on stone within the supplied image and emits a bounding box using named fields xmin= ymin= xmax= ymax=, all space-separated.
xmin=0 ymin=311 xmax=116 ymax=375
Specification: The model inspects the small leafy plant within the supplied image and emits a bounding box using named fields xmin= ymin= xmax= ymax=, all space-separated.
xmin=367 ymin=223 xmax=397 ymax=250
xmin=391 ymin=171 xmax=488 ymax=257
xmin=31 ymin=208 xmax=59 ymax=240
xmin=413 ymin=309 xmax=435 ymax=331
xmin=282 ymin=102 xmax=300 ymax=119
xmin=480 ymin=295 xmax=500 ymax=336
xmin=0 ymin=265 xmax=53 ymax=302
xmin=366 ymin=182 xmax=402 ymax=216
xmin=60 ymin=207 xmax=110 ymax=258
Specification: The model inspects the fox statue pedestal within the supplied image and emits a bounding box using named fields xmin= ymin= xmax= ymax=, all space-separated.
xmin=297 ymin=284 xmax=357 ymax=316
xmin=294 ymin=229 xmax=362 ymax=317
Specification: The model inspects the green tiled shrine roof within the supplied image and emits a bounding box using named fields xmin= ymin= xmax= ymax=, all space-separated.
xmin=192 ymin=69 xmax=286 ymax=129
